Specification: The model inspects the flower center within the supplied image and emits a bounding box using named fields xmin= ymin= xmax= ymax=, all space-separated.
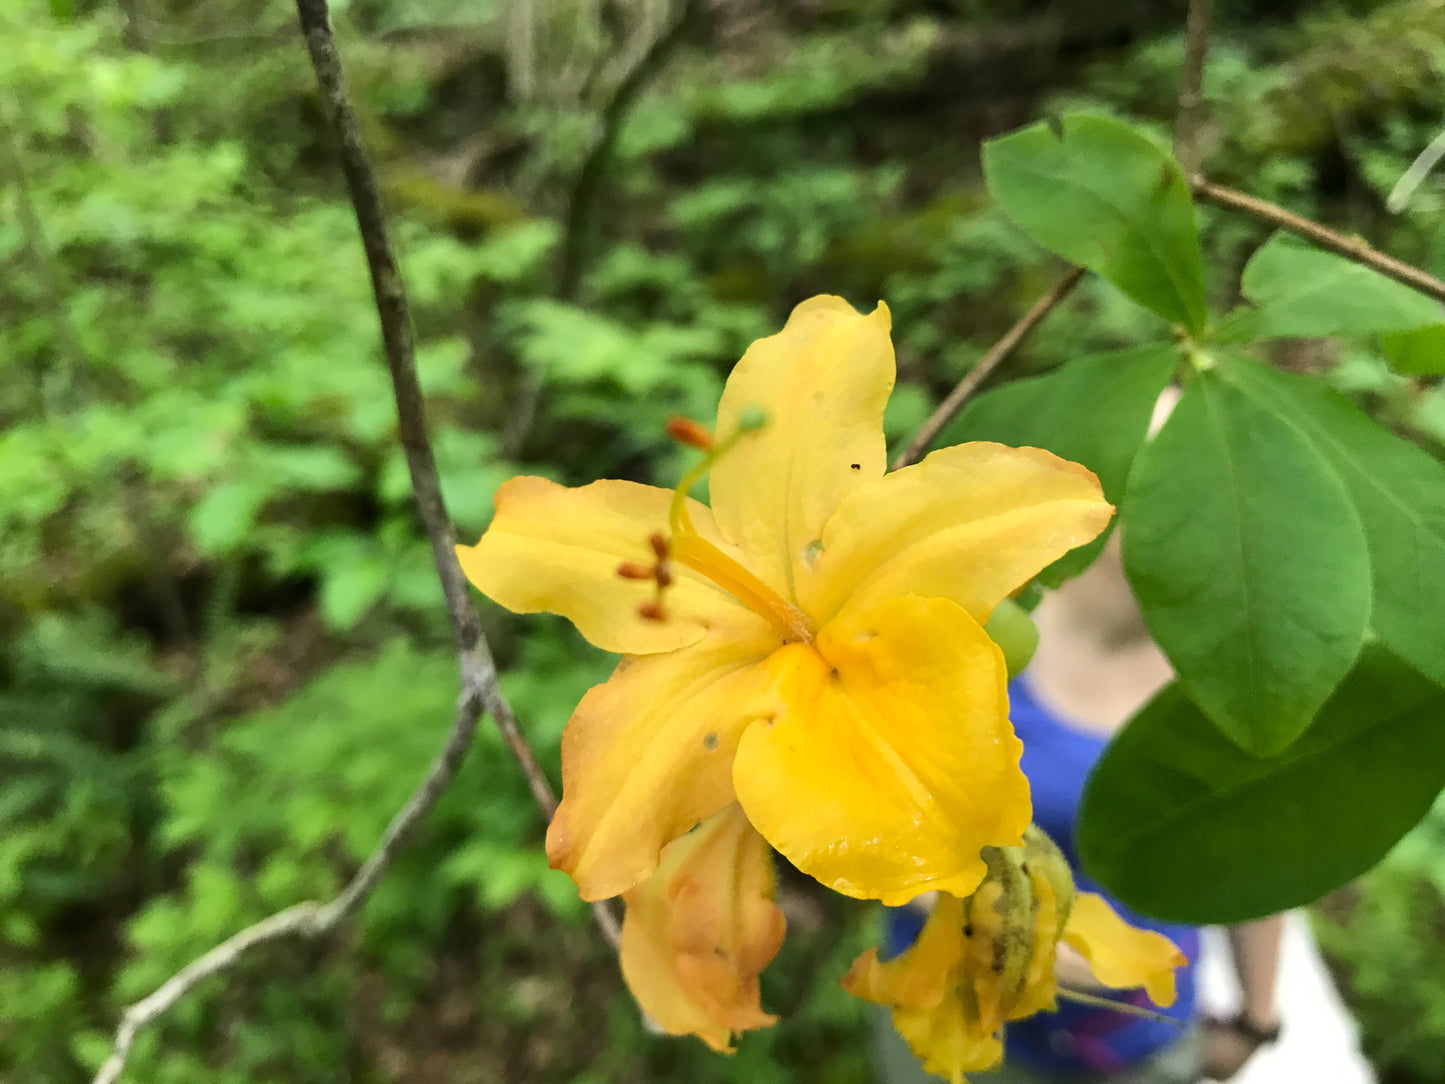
xmin=666 ymin=414 xmax=816 ymax=644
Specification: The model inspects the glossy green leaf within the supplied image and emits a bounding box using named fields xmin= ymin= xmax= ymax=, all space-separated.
xmin=1122 ymin=373 xmax=1371 ymax=753
xmin=982 ymin=114 xmax=1207 ymax=332
xmin=1079 ymin=649 xmax=1445 ymax=924
xmin=947 ymin=343 xmax=1177 ymax=583
xmin=1219 ymin=355 xmax=1445 ymax=688
xmin=1217 ymin=233 xmax=1444 ymax=343
xmin=1381 ymin=323 xmax=1445 ymax=375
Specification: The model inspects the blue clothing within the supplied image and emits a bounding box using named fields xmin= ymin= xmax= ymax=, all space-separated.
xmin=884 ymin=676 xmax=1199 ymax=1075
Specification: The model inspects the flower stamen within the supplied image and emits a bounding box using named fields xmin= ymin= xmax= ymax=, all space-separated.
xmin=660 ymin=409 xmax=816 ymax=644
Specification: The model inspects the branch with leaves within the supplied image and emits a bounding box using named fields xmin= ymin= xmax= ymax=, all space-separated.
xmin=88 ymin=0 xmax=1445 ymax=1078
xmin=90 ymin=2 xmax=622 ymax=1080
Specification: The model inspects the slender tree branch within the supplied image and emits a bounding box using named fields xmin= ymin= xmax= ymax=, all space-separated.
xmin=555 ymin=0 xmax=698 ymax=302
xmin=504 ymin=0 xmax=698 ymax=456
xmin=1174 ymin=0 xmax=1215 ymax=173
xmin=893 ymin=266 xmax=1085 ymax=471
xmin=1191 ymin=175 xmax=1445 ymax=305
xmin=92 ymin=5 xmax=621 ymax=1080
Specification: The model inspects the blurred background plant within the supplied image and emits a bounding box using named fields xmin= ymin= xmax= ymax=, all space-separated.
xmin=3 ymin=0 xmax=1444 ymax=1079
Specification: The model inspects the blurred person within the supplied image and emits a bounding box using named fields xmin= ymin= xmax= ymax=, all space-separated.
xmin=872 ymin=534 xmax=1284 ymax=1084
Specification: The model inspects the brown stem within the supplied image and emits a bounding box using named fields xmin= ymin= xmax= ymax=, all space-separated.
xmin=893 ymin=266 xmax=1085 ymax=471
xmin=504 ymin=0 xmax=698 ymax=457
xmin=1191 ymin=175 xmax=1445 ymax=306
xmin=1175 ymin=0 xmax=1215 ymax=173
xmin=92 ymin=4 xmax=623 ymax=1081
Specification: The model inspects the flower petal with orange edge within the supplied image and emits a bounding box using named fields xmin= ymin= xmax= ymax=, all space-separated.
xmin=1061 ymin=892 xmax=1187 ymax=1007
xmin=798 ymin=443 xmax=1113 ymax=628
xmin=457 ymin=476 xmax=755 ymax=655
xmin=620 ymin=805 xmax=786 ymax=1052
xmin=732 ymin=595 xmax=1029 ymax=905
xmin=843 ymin=895 xmax=966 ymax=1011
xmin=844 ymin=895 xmax=1001 ymax=1084
xmin=709 ymin=296 xmax=895 ymax=600
xmin=892 ymin=991 xmax=1004 ymax=1084
xmin=547 ymin=621 xmax=783 ymax=901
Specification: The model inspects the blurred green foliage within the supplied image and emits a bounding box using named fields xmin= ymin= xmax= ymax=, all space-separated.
xmin=1316 ymin=796 xmax=1445 ymax=1084
xmin=4 ymin=0 xmax=1445 ymax=1079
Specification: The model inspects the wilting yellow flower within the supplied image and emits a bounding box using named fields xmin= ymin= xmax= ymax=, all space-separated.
xmin=619 ymin=804 xmax=786 ymax=1051
xmin=458 ymin=297 xmax=1111 ymax=905
xmin=843 ymin=827 xmax=1186 ymax=1084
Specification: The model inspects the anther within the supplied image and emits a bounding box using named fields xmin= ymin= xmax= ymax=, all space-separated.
xmin=616 ymin=561 xmax=653 ymax=580
xmin=654 ymin=561 xmax=674 ymax=588
xmin=666 ymin=416 xmax=715 ymax=451
xmin=638 ymin=601 xmax=667 ymax=622
xmin=649 ymin=532 xmax=670 ymax=560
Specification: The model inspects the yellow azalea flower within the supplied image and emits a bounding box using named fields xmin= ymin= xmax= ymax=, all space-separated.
xmin=619 ymin=804 xmax=786 ymax=1051
xmin=457 ymin=296 xmax=1112 ymax=905
xmin=843 ymin=827 xmax=1187 ymax=1084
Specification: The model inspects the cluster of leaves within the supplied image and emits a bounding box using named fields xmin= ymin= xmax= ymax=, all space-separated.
xmin=942 ymin=113 xmax=1445 ymax=926
xmin=5 ymin=0 xmax=1445 ymax=1079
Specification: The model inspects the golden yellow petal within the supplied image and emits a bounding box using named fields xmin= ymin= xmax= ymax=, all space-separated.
xmin=842 ymin=895 xmax=967 ymax=1011
xmin=732 ymin=596 xmax=1030 ymax=905
xmin=893 ymin=989 xmax=1005 ymax=1084
xmin=799 ymin=443 xmax=1113 ymax=628
xmin=620 ymin=805 xmax=786 ymax=1052
xmin=457 ymin=476 xmax=756 ymax=654
xmin=710 ymin=296 xmax=895 ymax=601
xmin=1060 ymin=893 xmax=1187 ymax=1008
xmin=547 ymin=625 xmax=784 ymax=901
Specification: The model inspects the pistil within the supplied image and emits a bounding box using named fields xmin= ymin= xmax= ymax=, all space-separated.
xmin=660 ymin=411 xmax=817 ymax=644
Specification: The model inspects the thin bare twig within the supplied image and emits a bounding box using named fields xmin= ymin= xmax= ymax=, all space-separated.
xmin=1174 ymin=0 xmax=1215 ymax=173
xmin=555 ymin=0 xmax=699 ymax=302
xmin=893 ymin=266 xmax=1085 ymax=471
xmin=504 ymin=0 xmax=698 ymax=456
xmin=94 ymin=690 xmax=486 ymax=1084
xmin=1190 ymin=175 xmax=1445 ymax=305
xmin=92 ymin=4 xmax=620 ymax=1080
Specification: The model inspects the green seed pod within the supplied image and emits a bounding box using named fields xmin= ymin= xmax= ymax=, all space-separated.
xmin=975 ymin=844 xmax=1041 ymax=1003
xmin=1022 ymin=824 xmax=1076 ymax=937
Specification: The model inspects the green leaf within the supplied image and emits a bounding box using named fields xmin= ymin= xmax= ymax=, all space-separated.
xmin=982 ymin=114 xmax=1207 ymax=332
xmin=1079 ymin=649 xmax=1445 ymax=923
xmin=319 ymin=553 xmax=389 ymax=630
xmin=946 ymin=343 xmax=1177 ymax=583
xmin=1218 ymin=355 xmax=1445 ymax=689
xmin=1381 ymin=323 xmax=1445 ymax=375
xmin=189 ymin=480 xmax=267 ymax=554
xmin=256 ymin=444 xmax=361 ymax=492
xmin=1122 ymin=373 xmax=1370 ymax=753
xmin=1217 ymin=233 xmax=1444 ymax=343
